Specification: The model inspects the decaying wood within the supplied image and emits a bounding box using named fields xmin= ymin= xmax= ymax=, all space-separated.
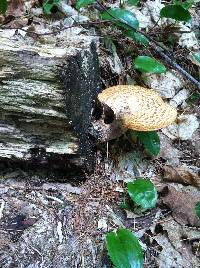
xmin=0 ymin=29 xmax=100 ymax=171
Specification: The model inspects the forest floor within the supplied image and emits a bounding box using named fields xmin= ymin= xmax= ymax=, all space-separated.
xmin=0 ymin=0 xmax=200 ymax=267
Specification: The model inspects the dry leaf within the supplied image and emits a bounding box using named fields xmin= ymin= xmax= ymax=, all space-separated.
xmin=161 ymin=186 xmax=200 ymax=227
xmin=163 ymin=166 xmax=200 ymax=187
xmin=4 ymin=18 xmax=28 ymax=28
xmin=7 ymin=0 xmax=25 ymax=17
xmin=159 ymin=133 xmax=181 ymax=166
xmin=158 ymin=217 xmax=200 ymax=263
xmin=0 ymin=16 xmax=4 ymax=24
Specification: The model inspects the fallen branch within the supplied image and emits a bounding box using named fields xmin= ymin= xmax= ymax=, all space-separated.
xmin=0 ymin=182 xmax=82 ymax=194
xmin=150 ymin=42 xmax=200 ymax=87
xmin=0 ymin=20 xmax=110 ymax=36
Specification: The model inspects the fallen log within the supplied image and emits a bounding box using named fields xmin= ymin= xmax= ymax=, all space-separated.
xmin=0 ymin=29 xmax=101 ymax=173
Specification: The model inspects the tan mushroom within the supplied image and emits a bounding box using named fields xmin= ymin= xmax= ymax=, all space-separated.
xmin=97 ymin=85 xmax=177 ymax=131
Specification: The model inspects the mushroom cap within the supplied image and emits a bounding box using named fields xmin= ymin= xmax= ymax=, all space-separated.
xmin=97 ymin=85 xmax=177 ymax=131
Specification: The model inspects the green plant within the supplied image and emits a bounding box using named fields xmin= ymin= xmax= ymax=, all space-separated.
xmin=128 ymin=0 xmax=140 ymax=6
xmin=76 ymin=0 xmax=96 ymax=10
xmin=99 ymin=7 xmax=167 ymax=73
xmin=106 ymin=228 xmax=144 ymax=268
xmin=160 ymin=4 xmax=191 ymax=21
xmin=0 ymin=0 xmax=7 ymax=14
xmin=124 ymin=31 xmax=149 ymax=46
xmin=173 ymin=0 xmax=194 ymax=9
xmin=107 ymin=178 xmax=157 ymax=267
xmin=43 ymin=0 xmax=61 ymax=14
xmin=137 ymin=131 xmax=160 ymax=156
xmin=127 ymin=178 xmax=158 ymax=211
xmin=133 ymin=56 xmax=166 ymax=74
xmin=101 ymin=8 xmax=139 ymax=30
xmin=130 ymin=130 xmax=160 ymax=156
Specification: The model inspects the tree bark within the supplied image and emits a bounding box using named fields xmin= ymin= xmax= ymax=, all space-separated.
xmin=0 ymin=30 xmax=100 ymax=172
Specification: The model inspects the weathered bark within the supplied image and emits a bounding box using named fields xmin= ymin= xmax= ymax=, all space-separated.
xmin=0 ymin=30 xmax=100 ymax=172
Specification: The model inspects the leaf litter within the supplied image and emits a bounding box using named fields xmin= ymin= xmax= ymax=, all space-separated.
xmin=163 ymin=165 xmax=200 ymax=187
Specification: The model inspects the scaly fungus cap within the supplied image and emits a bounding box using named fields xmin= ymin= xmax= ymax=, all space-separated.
xmin=97 ymin=85 xmax=177 ymax=131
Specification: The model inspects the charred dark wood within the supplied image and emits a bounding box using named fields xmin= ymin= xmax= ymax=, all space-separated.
xmin=62 ymin=42 xmax=101 ymax=171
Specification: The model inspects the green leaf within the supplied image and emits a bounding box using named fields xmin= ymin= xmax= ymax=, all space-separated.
xmin=124 ymin=31 xmax=149 ymax=46
xmin=160 ymin=5 xmax=192 ymax=21
xmin=120 ymin=201 xmax=131 ymax=210
xmin=43 ymin=3 xmax=54 ymax=14
xmin=195 ymin=202 xmax=200 ymax=219
xmin=133 ymin=56 xmax=166 ymax=73
xmin=101 ymin=8 xmax=139 ymax=30
xmin=106 ymin=228 xmax=143 ymax=268
xmin=137 ymin=131 xmax=160 ymax=156
xmin=181 ymin=0 xmax=194 ymax=10
xmin=75 ymin=0 xmax=96 ymax=10
xmin=128 ymin=0 xmax=140 ymax=6
xmin=43 ymin=0 xmax=60 ymax=14
xmin=173 ymin=0 xmax=194 ymax=10
xmin=0 ymin=0 xmax=7 ymax=14
xmin=127 ymin=179 xmax=157 ymax=210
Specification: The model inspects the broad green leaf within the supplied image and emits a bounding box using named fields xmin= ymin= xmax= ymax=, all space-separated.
xmin=76 ymin=0 xmax=96 ymax=10
xmin=0 ymin=0 xmax=7 ymax=14
xmin=127 ymin=179 xmax=157 ymax=210
xmin=124 ymin=31 xmax=149 ymax=46
xmin=195 ymin=202 xmax=200 ymax=219
xmin=106 ymin=228 xmax=143 ymax=268
xmin=160 ymin=5 xmax=191 ymax=21
xmin=137 ymin=131 xmax=160 ymax=156
xmin=128 ymin=0 xmax=140 ymax=6
xmin=101 ymin=8 xmax=139 ymax=30
xmin=43 ymin=0 xmax=60 ymax=14
xmin=133 ymin=56 xmax=166 ymax=73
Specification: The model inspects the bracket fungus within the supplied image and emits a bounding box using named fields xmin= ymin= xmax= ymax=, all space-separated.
xmin=92 ymin=85 xmax=177 ymax=141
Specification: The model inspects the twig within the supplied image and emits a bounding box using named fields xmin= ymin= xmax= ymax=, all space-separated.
xmin=150 ymin=42 xmax=200 ymax=87
xmin=95 ymin=0 xmax=200 ymax=90
xmin=0 ymin=20 xmax=110 ymax=37
xmin=0 ymin=182 xmax=81 ymax=194
xmin=0 ymin=24 xmax=75 ymax=36
xmin=149 ymin=30 xmax=192 ymax=34
xmin=46 ymin=195 xmax=64 ymax=204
